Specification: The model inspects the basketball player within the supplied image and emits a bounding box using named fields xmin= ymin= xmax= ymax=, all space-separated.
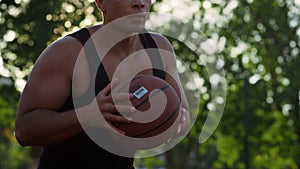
xmin=15 ymin=0 xmax=190 ymax=168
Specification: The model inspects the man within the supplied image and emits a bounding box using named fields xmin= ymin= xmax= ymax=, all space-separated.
xmin=15 ymin=0 xmax=190 ymax=168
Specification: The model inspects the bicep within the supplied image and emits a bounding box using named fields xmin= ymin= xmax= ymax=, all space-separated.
xmin=18 ymin=70 xmax=71 ymax=115
xmin=17 ymin=42 xmax=75 ymax=116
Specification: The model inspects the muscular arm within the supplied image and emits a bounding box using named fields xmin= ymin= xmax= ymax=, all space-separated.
xmin=15 ymin=37 xmax=83 ymax=146
xmin=151 ymin=33 xmax=191 ymax=134
xmin=15 ymin=35 xmax=133 ymax=146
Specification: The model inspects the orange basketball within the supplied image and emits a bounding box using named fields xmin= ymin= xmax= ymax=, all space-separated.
xmin=111 ymin=74 xmax=181 ymax=148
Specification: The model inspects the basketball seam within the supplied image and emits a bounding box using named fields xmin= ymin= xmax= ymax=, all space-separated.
xmin=135 ymin=85 xmax=170 ymax=109
xmin=132 ymin=103 xmax=180 ymax=137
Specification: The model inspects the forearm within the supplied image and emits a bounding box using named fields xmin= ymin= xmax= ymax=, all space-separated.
xmin=15 ymin=109 xmax=82 ymax=146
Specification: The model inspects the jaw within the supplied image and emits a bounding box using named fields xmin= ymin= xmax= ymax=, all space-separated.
xmin=103 ymin=13 xmax=147 ymax=34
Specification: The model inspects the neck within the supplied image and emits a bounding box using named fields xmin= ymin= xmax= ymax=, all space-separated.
xmin=92 ymin=24 xmax=143 ymax=60
xmin=110 ymin=34 xmax=141 ymax=60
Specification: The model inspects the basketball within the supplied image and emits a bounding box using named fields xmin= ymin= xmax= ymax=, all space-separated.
xmin=110 ymin=74 xmax=181 ymax=149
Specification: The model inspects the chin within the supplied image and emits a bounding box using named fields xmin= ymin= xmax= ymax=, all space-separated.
xmin=106 ymin=15 xmax=147 ymax=34
xmin=123 ymin=14 xmax=147 ymax=33
xmin=122 ymin=23 xmax=146 ymax=34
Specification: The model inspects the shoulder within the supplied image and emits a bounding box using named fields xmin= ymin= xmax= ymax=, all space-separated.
xmin=147 ymin=32 xmax=174 ymax=53
xmin=40 ymin=27 xmax=93 ymax=62
xmin=32 ymin=34 xmax=84 ymax=80
xmin=147 ymin=32 xmax=176 ymax=69
xmin=38 ymin=34 xmax=82 ymax=61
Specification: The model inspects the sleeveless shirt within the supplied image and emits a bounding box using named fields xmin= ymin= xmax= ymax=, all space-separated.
xmin=37 ymin=28 xmax=166 ymax=169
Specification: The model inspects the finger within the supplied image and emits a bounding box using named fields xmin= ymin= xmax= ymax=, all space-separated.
xmin=180 ymin=107 xmax=188 ymax=115
xmin=176 ymin=124 xmax=182 ymax=135
xmin=167 ymin=123 xmax=183 ymax=144
xmin=166 ymin=137 xmax=172 ymax=144
xmin=109 ymin=93 xmax=134 ymax=103
xmin=110 ymin=77 xmax=120 ymax=90
xmin=103 ymin=113 xmax=132 ymax=123
xmin=109 ymin=122 xmax=126 ymax=135
xmin=101 ymin=104 xmax=136 ymax=114
xmin=179 ymin=107 xmax=188 ymax=123
xmin=115 ymin=105 xmax=136 ymax=114
xmin=101 ymin=77 xmax=118 ymax=96
xmin=180 ymin=116 xmax=186 ymax=123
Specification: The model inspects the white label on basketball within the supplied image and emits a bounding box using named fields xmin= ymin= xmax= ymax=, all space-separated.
xmin=133 ymin=86 xmax=148 ymax=99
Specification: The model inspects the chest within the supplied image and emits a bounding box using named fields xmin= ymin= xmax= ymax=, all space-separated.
xmin=72 ymin=50 xmax=156 ymax=97
xmin=102 ymin=51 xmax=155 ymax=82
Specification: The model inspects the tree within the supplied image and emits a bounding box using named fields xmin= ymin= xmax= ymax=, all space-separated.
xmin=1 ymin=0 xmax=300 ymax=168
xmin=1 ymin=0 xmax=102 ymax=168
xmin=148 ymin=0 xmax=300 ymax=168
xmin=218 ymin=0 xmax=300 ymax=168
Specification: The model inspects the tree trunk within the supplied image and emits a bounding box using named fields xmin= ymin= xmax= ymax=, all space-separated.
xmin=165 ymin=136 xmax=195 ymax=169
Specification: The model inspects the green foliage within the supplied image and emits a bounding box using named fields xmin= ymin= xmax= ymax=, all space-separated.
xmin=216 ymin=0 xmax=300 ymax=168
xmin=160 ymin=0 xmax=300 ymax=168
xmin=136 ymin=156 xmax=164 ymax=169
xmin=1 ymin=0 xmax=102 ymax=168
xmin=0 ymin=142 xmax=30 ymax=169
xmin=214 ymin=133 xmax=243 ymax=168
xmin=1 ymin=0 xmax=300 ymax=168
xmin=0 ymin=81 xmax=29 ymax=169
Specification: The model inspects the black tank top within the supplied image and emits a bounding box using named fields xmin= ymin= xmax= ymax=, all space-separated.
xmin=37 ymin=28 xmax=166 ymax=169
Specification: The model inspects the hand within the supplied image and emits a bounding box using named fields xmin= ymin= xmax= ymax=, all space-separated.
xmin=81 ymin=78 xmax=136 ymax=135
xmin=167 ymin=107 xmax=190 ymax=143
xmin=178 ymin=107 xmax=190 ymax=135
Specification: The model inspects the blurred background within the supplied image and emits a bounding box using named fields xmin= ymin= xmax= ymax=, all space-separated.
xmin=1 ymin=0 xmax=300 ymax=168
